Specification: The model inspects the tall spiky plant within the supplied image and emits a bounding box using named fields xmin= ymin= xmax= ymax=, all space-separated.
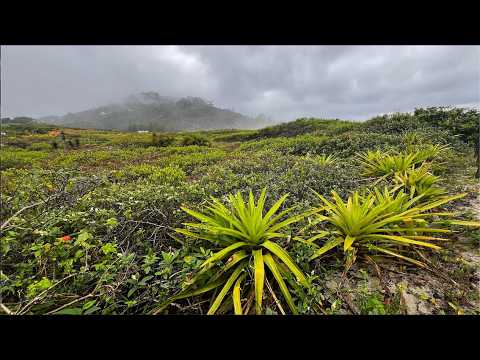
xmin=153 ymin=189 xmax=310 ymax=315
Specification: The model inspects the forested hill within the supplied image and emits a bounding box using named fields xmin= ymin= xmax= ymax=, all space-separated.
xmin=38 ymin=92 xmax=266 ymax=131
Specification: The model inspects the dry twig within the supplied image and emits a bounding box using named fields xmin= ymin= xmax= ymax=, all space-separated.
xmin=1 ymin=194 xmax=60 ymax=232
xmin=16 ymin=274 xmax=76 ymax=315
xmin=265 ymin=278 xmax=286 ymax=315
xmin=0 ymin=303 xmax=13 ymax=315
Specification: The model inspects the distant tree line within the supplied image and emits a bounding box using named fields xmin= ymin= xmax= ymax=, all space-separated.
xmin=413 ymin=107 xmax=480 ymax=178
xmin=1 ymin=117 xmax=36 ymax=124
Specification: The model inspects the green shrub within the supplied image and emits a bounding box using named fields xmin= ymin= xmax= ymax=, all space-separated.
xmin=56 ymin=150 xmax=117 ymax=168
xmin=212 ymin=130 xmax=256 ymax=142
xmin=318 ymin=132 xmax=404 ymax=157
xmin=115 ymin=164 xmax=186 ymax=185
xmin=181 ymin=134 xmax=210 ymax=147
xmin=108 ymin=133 xmax=153 ymax=148
xmin=361 ymin=108 xmax=476 ymax=152
xmin=240 ymin=135 xmax=328 ymax=155
xmin=117 ymin=164 xmax=161 ymax=179
xmin=0 ymin=168 xmax=69 ymax=218
xmin=158 ymin=148 xmax=226 ymax=172
xmin=148 ymin=166 xmax=186 ymax=185
xmin=0 ymin=148 xmax=49 ymax=170
xmin=414 ymin=107 xmax=480 ymax=144
xmin=4 ymin=138 xmax=30 ymax=149
xmin=196 ymin=151 xmax=362 ymax=209
xmin=361 ymin=113 xmax=428 ymax=134
xmin=250 ymin=118 xmax=357 ymax=139
xmin=152 ymin=133 xmax=176 ymax=147
xmin=239 ymin=131 xmax=407 ymax=158
xmin=30 ymin=142 xmax=52 ymax=151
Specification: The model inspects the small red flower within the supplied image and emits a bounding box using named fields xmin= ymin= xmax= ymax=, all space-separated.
xmin=61 ymin=235 xmax=72 ymax=242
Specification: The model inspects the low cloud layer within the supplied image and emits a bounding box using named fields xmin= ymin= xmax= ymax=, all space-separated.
xmin=1 ymin=45 xmax=478 ymax=121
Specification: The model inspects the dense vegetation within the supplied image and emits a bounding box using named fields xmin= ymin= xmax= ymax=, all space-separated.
xmin=1 ymin=107 xmax=479 ymax=315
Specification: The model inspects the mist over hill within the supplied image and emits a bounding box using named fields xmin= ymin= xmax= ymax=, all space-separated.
xmin=38 ymin=92 xmax=269 ymax=131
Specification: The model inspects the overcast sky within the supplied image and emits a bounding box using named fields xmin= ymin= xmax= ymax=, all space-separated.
xmin=1 ymin=45 xmax=479 ymax=121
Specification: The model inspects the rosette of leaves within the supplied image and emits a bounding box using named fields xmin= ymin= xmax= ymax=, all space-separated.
xmin=301 ymin=187 xmax=478 ymax=268
xmin=316 ymin=154 xmax=337 ymax=166
xmin=392 ymin=164 xmax=446 ymax=200
xmin=357 ymin=150 xmax=423 ymax=178
xmin=357 ymin=145 xmax=448 ymax=180
xmin=411 ymin=144 xmax=449 ymax=163
xmin=153 ymin=188 xmax=310 ymax=315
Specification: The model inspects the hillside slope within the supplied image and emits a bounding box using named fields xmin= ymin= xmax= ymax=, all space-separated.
xmin=39 ymin=92 xmax=263 ymax=131
xmin=1 ymin=107 xmax=479 ymax=315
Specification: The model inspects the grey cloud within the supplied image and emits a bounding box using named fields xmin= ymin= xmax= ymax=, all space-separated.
xmin=1 ymin=45 xmax=479 ymax=121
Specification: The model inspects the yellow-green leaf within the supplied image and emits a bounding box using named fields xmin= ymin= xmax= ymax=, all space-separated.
xmin=200 ymin=242 xmax=248 ymax=268
xmin=343 ymin=235 xmax=356 ymax=252
xmin=367 ymin=244 xmax=426 ymax=268
xmin=263 ymin=253 xmax=297 ymax=314
xmin=261 ymin=240 xmax=307 ymax=286
xmin=253 ymin=249 xmax=265 ymax=315
xmin=310 ymin=237 xmax=343 ymax=260
xmin=207 ymin=262 xmax=246 ymax=315
xmin=232 ymin=273 xmax=246 ymax=315
xmin=440 ymin=220 xmax=480 ymax=227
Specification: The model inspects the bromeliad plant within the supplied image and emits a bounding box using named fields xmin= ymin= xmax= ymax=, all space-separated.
xmin=392 ymin=164 xmax=446 ymax=200
xmin=154 ymin=188 xmax=310 ymax=315
xmin=358 ymin=145 xmax=448 ymax=180
xmin=316 ymin=154 xmax=336 ymax=166
xmin=412 ymin=144 xmax=450 ymax=163
xmin=301 ymin=187 xmax=473 ymax=268
xmin=357 ymin=150 xmax=423 ymax=178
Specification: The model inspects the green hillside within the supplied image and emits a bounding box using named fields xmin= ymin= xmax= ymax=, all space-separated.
xmin=1 ymin=107 xmax=479 ymax=315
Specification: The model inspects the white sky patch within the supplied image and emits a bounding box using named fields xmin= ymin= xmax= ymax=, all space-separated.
xmin=456 ymin=102 xmax=480 ymax=109
xmin=1 ymin=45 xmax=479 ymax=121
xmin=152 ymin=46 xmax=205 ymax=74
